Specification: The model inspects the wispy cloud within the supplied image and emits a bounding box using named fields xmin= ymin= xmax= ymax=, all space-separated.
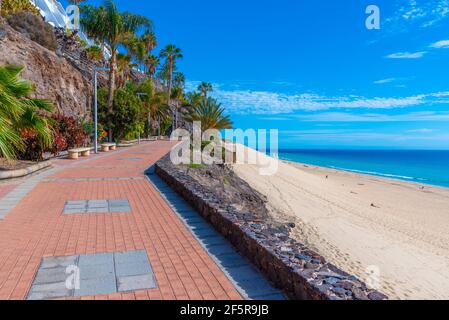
xmin=385 ymin=51 xmax=426 ymax=59
xmin=188 ymin=82 xmax=449 ymax=115
xmin=373 ymin=78 xmax=396 ymax=84
xmin=385 ymin=0 xmax=449 ymax=31
xmin=430 ymin=40 xmax=449 ymax=49
xmin=294 ymin=111 xmax=449 ymax=122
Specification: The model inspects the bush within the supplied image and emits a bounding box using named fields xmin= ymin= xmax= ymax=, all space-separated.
xmin=50 ymin=115 xmax=89 ymax=153
xmin=7 ymin=11 xmax=57 ymax=51
xmin=0 ymin=0 xmax=40 ymax=17
xmin=97 ymin=86 xmax=143 ymax=142
xmin=17 ymin=129 xmax=45 ymax=161
xmin=86 ymin=45 xmax=104 ymax=62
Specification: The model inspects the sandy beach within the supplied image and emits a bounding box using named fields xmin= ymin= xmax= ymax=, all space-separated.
xmin=232 ymin=146 xmax=449 ymax=300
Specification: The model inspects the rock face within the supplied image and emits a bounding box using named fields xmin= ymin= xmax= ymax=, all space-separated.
xmin=0 ymin=17 xmax=92 ymax=118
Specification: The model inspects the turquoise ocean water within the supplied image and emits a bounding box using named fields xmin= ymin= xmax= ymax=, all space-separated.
xmin=277 ymin=150 xmax=449 ymax=189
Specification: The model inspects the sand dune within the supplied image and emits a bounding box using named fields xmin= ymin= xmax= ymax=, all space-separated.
xmin=231 ymin=146 xmax=449 ymax=300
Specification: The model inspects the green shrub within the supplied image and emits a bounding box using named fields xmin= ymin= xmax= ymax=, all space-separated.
xmin=0 ymin=0 xmax=40 ymax=17
xmin=86 ymin=45 xmax=104 ymax=62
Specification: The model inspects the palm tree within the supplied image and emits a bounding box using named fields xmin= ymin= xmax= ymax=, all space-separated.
xmin=141 ymin=30 xmax=157 ymax=58
xmin=159 ymin=44 xmax=183 ymax=128
xmin=183 ymin=97 xmax=232 ymax=132
xmin=85 ymin=45 xmax=104 ymax=62
xmin=80 ymin=0 xmax=151 ymax=142
xmin=144 ymin=55 xmax=159 ymax=79
xmin=116 ymin=53 xmax=132 ymax=88
xmin=198 ymin=82 xmax=213 ymax=98
xmin=68 ymin=0 xmax=87 ymax=5
xmin=0 ymin=65 xmax=53 ymax=159
xmin=139 ymin=90 xmax=170 ymax=137
xmin=173 ymin=72 xmax=186 ymax=89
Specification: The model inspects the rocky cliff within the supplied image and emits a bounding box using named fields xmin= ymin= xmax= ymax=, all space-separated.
xmin=0 ymin=16 xmax=92 ymax=118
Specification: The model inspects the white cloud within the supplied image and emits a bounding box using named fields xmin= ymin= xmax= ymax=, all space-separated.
xmin=294 ymin=111 xmax=449 ymax=122
xmin=186 ymin=80 xmax=449 ymax=115
xmin=374 ymin=78 xmax=396 ymax=84
xmin=385 ymin=51 xmax=426 ymax=59
xmin=385 ymin=0 xmax=449 ymax=30
xmin=430 ymin=40 xmax=449 ymax=48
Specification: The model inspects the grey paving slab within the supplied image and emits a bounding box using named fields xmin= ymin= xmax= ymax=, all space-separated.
xmin=117 ymin=274 xmax=157 ymax=292
xmin=33 ymin=268 xmax=68 ymax=285
xmin=79 ymin=263 xmax=115 ymax=280
xmin=41 ymin=255 xmax=79 ymax=269
xmin=78 ymin=252 xmax=114 ymax=267
xmin=62 ymin=199 xmax=131 ymax=215
xmin=28 ymin=250 xmax=156 ymax=299
xmin=74 ymin=275 xmax=117 ymax=297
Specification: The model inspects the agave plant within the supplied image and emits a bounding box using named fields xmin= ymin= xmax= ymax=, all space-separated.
xmin=0 ymin=65 xmax=53 ymax=159
xmin=183 ymin=97 xmax=232 ymax=132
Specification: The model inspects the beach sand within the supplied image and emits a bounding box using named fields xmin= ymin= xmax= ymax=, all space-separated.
xmin=231 ymin=146 xmax=449 ymax=299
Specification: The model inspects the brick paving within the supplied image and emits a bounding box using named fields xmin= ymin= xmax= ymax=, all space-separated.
xmin=0 ymin=141 xmax=242 ymax=300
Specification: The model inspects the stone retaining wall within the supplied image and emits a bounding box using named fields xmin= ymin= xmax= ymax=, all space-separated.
xmin=155 ymin=157 xmax=388 ymax=300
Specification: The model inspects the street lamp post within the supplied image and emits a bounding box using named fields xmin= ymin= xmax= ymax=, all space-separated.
xmin=136 ymin=92 xmax=148 ymax=144
xmin=93 ymin=67 xmax=110 ymax=154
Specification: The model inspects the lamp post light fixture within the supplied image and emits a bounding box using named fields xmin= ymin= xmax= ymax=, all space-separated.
xmin=93 ymin=67 xmax=110 ymax=154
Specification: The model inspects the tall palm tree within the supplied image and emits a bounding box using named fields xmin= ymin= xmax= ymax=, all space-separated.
xmin=141 ymin=30 xmax=157 ymax=58
xmin=139 ymin=90 xmax=170 ymax=137
xmin=0 ymin=65 xmax=53 ymax=159
xmin=183 ymin=97 xmax=232 ymax=131
xmin=173 ymin=72 xmax=186 ymax=89
xmin=80 ymin=0 xmax=151 ymax=142
xmin=198 ymin=82 xmax=213 ymax=98
xmin=68 ymin=0 xmax=87 ymax=5
xmin=144 ymin=55 xmax=159 ymax=79
xmin=159 ymin=44 xmax=183 ymax=128
xmin=116 ymin=53 xmax=132 ymax=88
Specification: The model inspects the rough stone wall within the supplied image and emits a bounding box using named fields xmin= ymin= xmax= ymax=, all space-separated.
xmin=0 ymin=17 xmax=92 ymax=118
xmin=155 ymin=156 xmax=388 ymax=301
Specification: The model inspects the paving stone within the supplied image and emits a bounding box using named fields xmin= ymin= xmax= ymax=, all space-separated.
xmin=86 ymin=208 xmax=109 ymax=214
xmin=78 ymin=253 xmax=114 ymax=267
xmin=79 ymin=263 xmax=115 ymax=280
xmin=117 ymin=274 xmax=157 ymax=292
xmin=33 ymin=267 xmax=68 ymax=285
xmin=109 ymin=206 xmax=131 ymax=213
xmin=41 ymin=255 xmax=79 ymax=269
xmin=88 ymin=200 xmax=109 ymax=208
xmin=28 ymin=288 xmax=71 ymax=300
xmin=108 ymin=199 xmax=129 ymax=207
xmin=115 ymin=260 xmax=152 ymax=277
xmin=74 ymin=275 xmax=117 ymax=297
xmin=63 ymin=208 xmax=86 ymax=214
xmin=114 ymin=250 xmax=148 ymax=264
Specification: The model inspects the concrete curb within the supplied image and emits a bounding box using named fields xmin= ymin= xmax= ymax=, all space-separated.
xmin=0 ymin=161 xmax=52 ymax=180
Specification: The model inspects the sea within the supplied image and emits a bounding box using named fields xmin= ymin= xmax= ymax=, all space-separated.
xmin=277 ymin=149 xmax=449 ymax=189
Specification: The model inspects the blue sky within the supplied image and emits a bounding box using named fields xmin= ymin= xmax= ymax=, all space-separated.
xmin=64 ymin=0 xmax=449 ymax=149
